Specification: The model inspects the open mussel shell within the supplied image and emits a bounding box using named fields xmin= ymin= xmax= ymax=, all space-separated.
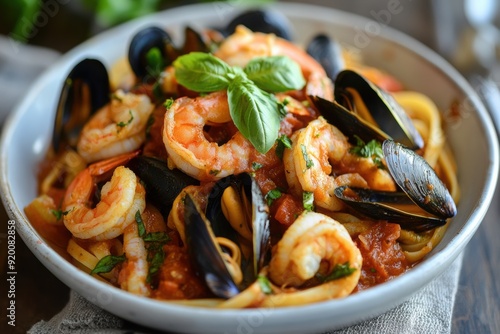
xmin=206 ymin=173 xmax=270 ymax=278
xmin=334 ymin=186 xmax=447 ymax=232
xmin=306 ymin=34 xmax=345 ymax=80
xmin=334 ymin=70 xmax=424 ymax=150
xmin=309 ymin=95 xmax=390 ymax=145
xmin=221 ymin=9 xmax=293 ymax=40
xmin=184 ymin=194 xmax=240 ymax=299
xmin=127 ymin=156 xmax=199 ymax=217
xmin=383 ymin=140 xmax=457 ymax=219
xmin=53 ymin=58 xmax=110 ymax=152
xmin=128 ymin=26 xmax=173 ymax=80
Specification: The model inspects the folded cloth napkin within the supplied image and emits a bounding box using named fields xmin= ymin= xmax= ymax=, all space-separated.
xmin=29 ymin=252 xmax=463 ymax=334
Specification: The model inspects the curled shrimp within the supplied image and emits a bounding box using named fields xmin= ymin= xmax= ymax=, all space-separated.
xmin=119 ymin=221 xmax=150 ymax=296
xmin=264 ymin=211 xmax=362 ymax=306
xmin=62 ymin=152 xmax=146 ymax=240
xmin=284 ymin=117 xmax=395 ymax=211
xmin=214 ymin=25 xmax=333 ymax=101
xmin=163 ymin=91 xmax=254 ymax=181
xmin=77 ymin=89 xmax=154 ymax=163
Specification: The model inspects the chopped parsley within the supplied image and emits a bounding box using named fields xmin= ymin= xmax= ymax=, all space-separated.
xmin=265 ymin=188 xmax=283 ymax=206
xmin=350 ymin=136 xmax=384 ymax=168
xmin=116 ymin=110 xmax=134 ymax=128
xmin=257 ymin=275 xmax=272 ymax=294
xmin=300 ymin=144 xmax=314 ymax=169
xmin=303 ymin=191 xmax=314 ymax=211
xmin=164 ymin=98 xmax=174 ymax=109
xmin=275 ymin=134 xmax=292 ymax=159
xmin=50 ymin=209 xmax=69 ymax=221
xmin=252 ymin=162 xmax=263 ymax=171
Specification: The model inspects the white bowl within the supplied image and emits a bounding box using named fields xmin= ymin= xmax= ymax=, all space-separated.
xmin=1 ymin=3 xmax=499 ymax=333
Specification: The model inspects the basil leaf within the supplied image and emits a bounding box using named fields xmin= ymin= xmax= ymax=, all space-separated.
xmin=143 ymin=232 xmax=171 ymax=244
xmin=303 ymin=191 xmax=314 ymax=211
xmin=91 ymin=254 xmax=126 ymax=275
xmin=135 ymin=211 xmax=146 ymax=238
xmin=257 ymin=275 xmax=273 ymax=294
xmin=173 ymin=52 xmax=232 ymax=92
xmin=244 ymin=56 xmax=305 ymax=92
xmin=321 ymin=262 xmax=356 ymax=282
xmin=145 ymin=47 xmax=165 ymax=78
xmin=275 ymin=134 xmax=292 ymax=159
xmin=227 ymin=75 xmax=281 ymax=153
xmin=265 ymin=189 xmax=282 ymax=206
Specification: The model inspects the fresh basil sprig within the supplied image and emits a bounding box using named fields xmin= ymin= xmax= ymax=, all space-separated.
xmin=173 ymin=52 xmax=305 ymax=153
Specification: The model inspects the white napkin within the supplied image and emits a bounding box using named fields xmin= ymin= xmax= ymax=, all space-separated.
xmin=28 ymin=253 xmax=463 ymax=334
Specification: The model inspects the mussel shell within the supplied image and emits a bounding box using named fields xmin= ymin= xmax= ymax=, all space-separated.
xmin=382 ymin=140 xmax=457 ymax=219
xmin=309 ymin=95 xmax=390 ymax=145
xmin=222 ymin=9 xmax=293 ymax=40
xmin=334 ymin=70 xmax=424 ymax=150
xmin=127 ymin=156 xmax=199 ymax=217
xmin=53 ymin=58 xmax=110 ymax=152
xmin=306 ymin=34 xmax=344 ymax=81
xmin=184 ymin=194 xmax=240 ymax=299
xmin=334 ymin=186 xmax=447 ymax=232
xmin=128 ymin=26 xmax=173 ymax=80
xmin=206 ymin=173 xmax=270 ymax=278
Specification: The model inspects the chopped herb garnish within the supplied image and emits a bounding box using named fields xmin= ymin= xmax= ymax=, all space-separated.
xmin=252 ymin=162 xmax=263 ymax=171
xmin=350 ymin=136 xmax=384 ymax=168
xmin=164 ymin=98 xmax=174 ymax=109
xmin=300 ymin=144 xmax=314 ymax=169
xmin=303 ymin=191 xmax=314 ymax=211
xmin=135 ymin=211 xmax=146 ymax=238
xmin=147 ymin=250 xmax=165 ymax=281
xmin=91 ymin=254 xmax=126 ymax=275
xmin=321 ymin=262 xmax=356 ymax=282
xmin=116 ymin=110 xmax=134 ymax=128
xmin=143 ymin=232 xmax=171 ymax=243
xmin=265 ymin=188 xmax=283 ymax=206
xmin=51 ymin=209 xmax=69 ymax=221
xmin=145 ymin=47 xmax=165 ymax=78
xmin=275 ymin=134 xmax=292 ymax=159
xmin=210 ymin=169 xmax=220 ymax=176
xmin=257 ymin=275 xmax=272 ymax=294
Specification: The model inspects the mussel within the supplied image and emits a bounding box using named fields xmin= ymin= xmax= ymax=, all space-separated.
xmin=128 ymin=25 xmax=219 ymax=82
xmin=184 ymin=173 xmax=270 ymax=298
xmin=221 ymin=9 xmax=293 ymax=40
xmin=334 ymin=140 xmax=457 ymax=232
xmin=333 ymin=70 xmax=424 ymax=150
xmin=306 ymin=34 xmax=345 ymax=81
xmin=127 ymin=156 xmax=199 ymax=217
xmin=52 ymin=58 xmax=110 ymax=151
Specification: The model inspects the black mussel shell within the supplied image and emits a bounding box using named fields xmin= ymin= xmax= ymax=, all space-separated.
xmin=334 ymin=70 xmax=424 ymax=150
xmin=184 ymin=194 xmax=240 ymax=299
xmin=206 ymin=173 xmax=270 ymax=278
xmin=127 ymin=156 xmax=199 ymax=217
xmin=382 ymin=140 xmax=457 ymax=219
xmin=128 ymin=26 xmax=173 ymax=80
xmin=53 ymin=58 xmax=110 ymax=152
xmin=334 ymin=186 xmax=447 ymax=232
xmin=222 ymin=9 xmax=293 ymax=40
xmin=306 ymin=34 xmax=344 ymax=81
xmin=309 ymin=95 xmax=390 ymax=145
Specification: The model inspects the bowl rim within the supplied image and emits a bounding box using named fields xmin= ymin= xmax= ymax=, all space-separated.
xmin=1 ymin=2 xmax=499 ymax=332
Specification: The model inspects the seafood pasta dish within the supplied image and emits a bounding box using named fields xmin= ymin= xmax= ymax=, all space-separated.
xmin=24 ymin=10 xmax=459 ymax=308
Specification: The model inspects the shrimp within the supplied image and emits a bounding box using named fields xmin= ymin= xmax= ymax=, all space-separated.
xmin=284 ymin=117 xmax=395 ymax=211
xmin=62 ymin=152 xmax=146 ymax=240
xmin=77 ymin=89 xmax=154 ymax=163
xmin=214 ymin=25 xmax=333 ymax=101
xmin=284 ymin=117 xmax=367 ymax=211
xmin=163 ymin=91 xmax=254 ymax=181
xmin=264 ymin=211 xmax=362 ymax=306
xmin=119 ymin=221 xmax=150 ymax=296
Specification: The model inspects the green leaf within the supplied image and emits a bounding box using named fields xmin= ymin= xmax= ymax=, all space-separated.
xmin=173 ymin=52 xmax=232 ymax=92
xmin=257 ymin=275 xmax=273 ymax=294
xmin=227 ymin=75 xmax=281 ymax=153
xmin=91 ymin=254 xmax=126 ymax=275
xmin=320 ymin=262 xmax=356 ymax=282
xmin=135 ymin=211 xmax=146 ymax=238
xmin=350 ymin=136 xmax=385 ymax=168
xmin=275 ymin=134 xmax=292 ymax=159
xmin=50 ymin=209 xmax=69 ymax=221
xmin=145 ymin=47 xmax=165 ymax=78
xmin=244 ymin=56 xmax=305 ymax=92
xmin=116 ymin=110 xmax=134 ymax=128
xmin=265 ymin=188 xmax=283 ymax=206
xmin=300 ymin=144 xmax=314 ymax=169
xmin=143 ymin=232 xmax=171 ymax=244
xmin=303 ymin=191 xmax=314 ymax=211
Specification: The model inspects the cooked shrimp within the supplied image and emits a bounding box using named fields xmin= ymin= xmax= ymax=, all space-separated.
xmin=63 ymin=152 xmax=146 ymax=240
xmin=119 ymin=221 xmax=150 ymax=296
xmin=214 ymin=25 xmax=333 ymax=101
xmin=264 ymin=211 xmax=361 ymax=305
xmin=284 ymin=117 xmax=367 ymax=211
xmin=163 ymin=91 xmax=254 ymax=181
xmin=77 ymin=89 xmax=154 ymax=163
